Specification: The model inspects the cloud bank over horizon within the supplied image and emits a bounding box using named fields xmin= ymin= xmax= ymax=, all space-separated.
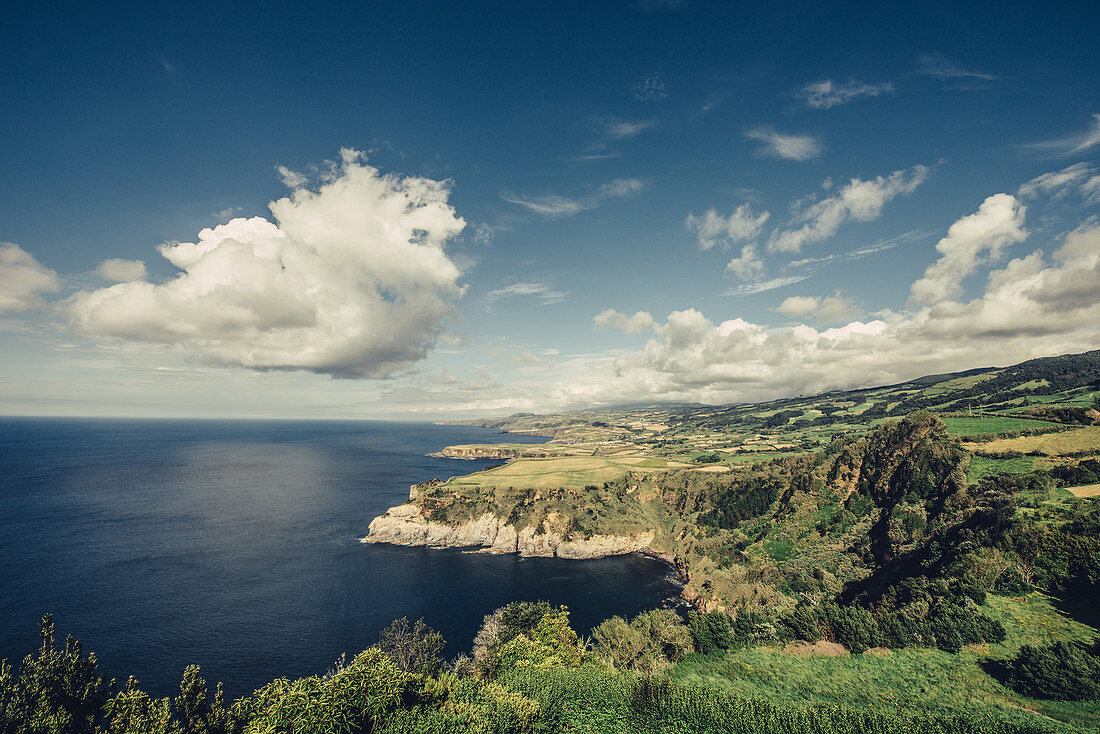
xmin=564 ymin=192 xmax=1100 ymax=410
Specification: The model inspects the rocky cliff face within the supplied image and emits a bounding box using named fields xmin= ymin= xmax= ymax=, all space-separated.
xmin=429 ymin=446 xmax=574 ymax=459
xmin=363 ymin=503 xmax=656 ymax=559
xmin=431 ymin=447 xmax=523 ymax=459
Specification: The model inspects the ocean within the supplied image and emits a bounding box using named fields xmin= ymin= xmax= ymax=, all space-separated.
xmin=0 ymin=417 xmax=679 ymax=698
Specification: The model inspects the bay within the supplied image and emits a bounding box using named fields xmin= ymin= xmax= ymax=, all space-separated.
xmin=0 ymin=417 xmax=678 ymax=698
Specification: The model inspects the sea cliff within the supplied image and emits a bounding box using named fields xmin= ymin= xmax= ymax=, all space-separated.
xmin=362 ymin=503 xmax=656 ymax=559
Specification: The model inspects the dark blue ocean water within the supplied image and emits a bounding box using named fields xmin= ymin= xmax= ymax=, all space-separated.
xmin=0 ymin=418 xmax=677 ymax=698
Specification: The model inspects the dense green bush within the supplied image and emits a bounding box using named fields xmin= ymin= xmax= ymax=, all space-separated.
xmin=472 ymin=602 xmax=584 ymax=676
xmin=239 ymin=648 xmax=412 ymax=733
xmin=591 ymin=610 xmax=693 ymax=672
xmin=698 ymin=477 xmax=781 ymax=530
xmin=687 ymin=611 xmax=735 ymax=654
xmin=1005 ymin=642 xmax=1100 ymax=701
xmin=0 ymin=615 xmax=115 ymax=734
xmin=378 ymin=679 xmax=539 ymax=734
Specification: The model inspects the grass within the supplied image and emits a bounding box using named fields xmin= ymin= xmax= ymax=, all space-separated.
xmin=671 ymin=594 xmax=1100 ymax=731
xmin=980 ymin=427 xmax=1100 ymax=457
xmin=941 ymin=416 xmax=1058 ymax=436
xmin=981 ymin=594 xmax=1097 ymax=651
xmin=445 ymin=456 xmax=648 ymax=489
xmin=967 ymin=455 xmax=1035 ymax=484
xmin=1067 ymin=484 xmax=1100 ymax=498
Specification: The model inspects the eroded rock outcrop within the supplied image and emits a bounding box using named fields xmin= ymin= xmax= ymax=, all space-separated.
xmin=362 ymin=503 xmax=655 ymax=559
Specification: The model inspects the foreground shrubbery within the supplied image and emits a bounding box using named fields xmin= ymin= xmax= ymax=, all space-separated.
xmin=0 ymin=603 xmax=1084 ymax=734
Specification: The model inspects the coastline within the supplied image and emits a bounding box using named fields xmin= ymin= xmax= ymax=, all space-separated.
xmin=362 ymin=498 xmax=692 ymax=590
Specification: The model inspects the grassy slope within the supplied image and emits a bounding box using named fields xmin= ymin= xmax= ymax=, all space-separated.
xmin=981 ymin=428 xmax=1100 ymax=456
xmin=940 ymin=415 xmax=1059 ymax=436
xmin=672 ymin=595 xmax=1099 ymax=731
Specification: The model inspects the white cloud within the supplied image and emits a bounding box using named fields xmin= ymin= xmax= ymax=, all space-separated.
xmin=918 ymin=221 xmax=1100 ymax=340
xmin=723 ymin=274 xmax=810 ymax=296
xmin=917 ymin=53 xmax=995 ymax=80
xmin=276 ymin=165 xmax=309 ymax=189
xmin=745 ymin=127 xmax=823 ymax=161
xmin=774 ymin=295 xmax=818 ymax=317
xmin=214 ymin=207 xmax=242 ymax=223
xmin=67 ymin=151 xmax=465 ymax=378
xmin=1022 ymin=114 xmax=1100 ymax=157
xmin=631 ymin=76 xmax=667 ymax=101
xmin=768 ymin=165 xmax=929 ymax=252
xmin=485 ymin=280 xmax=569 ymax=306
xmin=96 ymin=259 xmax=148 ymax=283
xmin=500 ymin=193 xmax=586 ymax=218
xmin=787 ymin=229 xmax=931 ymax=269
xmin=599 ymin=178 xmax=646 ymax=198
xmin=485 ymin=344 xmax=553 ymax=367
xmin=501 ymin=178 xmax=645 ymax=219
xmin=606 ymin=120 xmax=657 ymax=139
xmin=686 ymin=204 xmax=770 ymax=250
xmin=549 ymin=208 xmax=1100 ymax=409
xmin=594 ymin=309 xmax=656 ymax=335
xmin=1084 ymin=176 xmax=1100 ymax=204
xmin=724 ymin=244 xmax=765 ymax=280
xmin=775 ymin=292 xmax=860 ymax=323
xmin=796 ymin=79 xmax=893 ymax=109
xmin=0 ymin=243 xmax=60 ymax=315
xmin=1018 ymin=162 xmax=1096 ymax=199
xmin=909 ymin=193 xmax=1027 ymax=306
xmin=572 ymin=153 xmax=621 ymax=162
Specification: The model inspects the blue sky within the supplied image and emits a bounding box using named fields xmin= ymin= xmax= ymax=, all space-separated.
xmin=1 ymin=0 xmax=1098 ymax=418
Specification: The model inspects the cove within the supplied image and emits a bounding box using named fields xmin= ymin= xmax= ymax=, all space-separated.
xmin=0 ymin=418 xmax=680 ymax=698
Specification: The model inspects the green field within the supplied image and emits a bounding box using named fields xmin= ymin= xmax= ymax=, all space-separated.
xmin=981 ymin=427 xmax=1100 ymax=456
xmin=967 ymin=455 xmax=1035 ymax=484
xmin=941 ymin=415 xmax=1057 ymax=436
xmin=445 ymin=455 xmax=653 ymax=489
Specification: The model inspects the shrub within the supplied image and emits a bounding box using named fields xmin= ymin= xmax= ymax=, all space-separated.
xmin=240 ymin=648 xmax=412 ymax=733
xmin=1006 ymin=642 xmax=1100 ymax=701
xmin=377 ymin=617 xmax=446 ymax=675
xmin=379 ymin=679 xmax=539 ymax=734
xmin=0 ymin=615 xmax=115 ymax=734
xmin=474 ymin=603 xmax=584 ymax=677
xmin=591 ymin=609 xmax=693 ymax=672
xmin=687 ymin=611 xmax=735 ymax=653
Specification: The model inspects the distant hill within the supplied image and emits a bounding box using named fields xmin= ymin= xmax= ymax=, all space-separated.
xmin=445 ymin=349 xmax=1100 ymax=438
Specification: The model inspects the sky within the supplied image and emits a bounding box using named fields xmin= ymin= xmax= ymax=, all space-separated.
xmin=1 ymin=0 xmax=1099 ymax=419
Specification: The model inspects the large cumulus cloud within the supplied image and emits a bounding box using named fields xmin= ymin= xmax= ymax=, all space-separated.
xmin=67 ymin=151 xmax=465 ymax=378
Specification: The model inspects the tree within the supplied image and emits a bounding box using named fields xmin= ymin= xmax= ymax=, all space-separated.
xmin=591 ymin=610 xmax=692 ymax=672
xmin=377 ymin=618 xmax=445 ymax=676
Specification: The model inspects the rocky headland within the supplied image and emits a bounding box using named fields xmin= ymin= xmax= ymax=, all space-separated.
xmin=428 ymin=445 xmax=580 ymax=459
xmin=362 ymin=502 xmax=657 ymax=560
